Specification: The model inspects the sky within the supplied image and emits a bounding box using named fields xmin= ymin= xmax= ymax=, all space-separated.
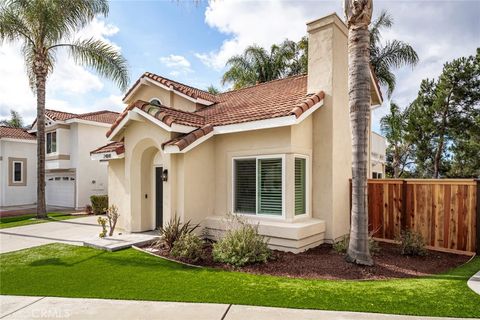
xmin=0 ymin=0 xmax=479 ymax=133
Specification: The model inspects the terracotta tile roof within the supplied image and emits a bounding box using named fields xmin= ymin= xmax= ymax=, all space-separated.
xmin=90 ymin=141 xmax=125 ymax=155
xmin=75 ymin=110 xmax=120 ymax=124
xmin=162 ymin=125 xmax=213 ymax=151
xmin=45 ymin=109 xmax=78 ymax=121
xmin=0 ymin=126 xmax=36 ymax=140
xmin=124 ymin=72 xmax=218 ymax=103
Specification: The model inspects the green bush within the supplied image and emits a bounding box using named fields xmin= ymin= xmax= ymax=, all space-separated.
xmin=156 ymin=215 xmax=199 ymax=251
xmin=90 ymin=195 xmax=108 ymax=215
xmin=212 ymin=220 xmax=270 ymax=267
xmin=171 ymin=233 xmax=204 ymax=262
xmin=397 ymin=230 xmax=427 ymax=256
xmin=333 ymin=234 xmax=381 ymax=255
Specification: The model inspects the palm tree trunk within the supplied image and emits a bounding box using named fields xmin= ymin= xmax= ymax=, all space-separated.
xmin=345 ymin=0 xmax=374 ymax=266
xmin=35 ymin=66 xmax=47 ymax=219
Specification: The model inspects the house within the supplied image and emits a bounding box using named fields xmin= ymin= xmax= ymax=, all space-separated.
xmin=26 ymin=109 xmax=120 ymax=209
xmin=0 ymin=126 xmax=37 ymax=207
xmin=370 ymin=132 xmax=386 ymax=179
xmin=91 ymin=13 xmax=383 ymax=252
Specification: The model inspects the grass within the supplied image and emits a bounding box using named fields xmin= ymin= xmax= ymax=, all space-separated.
xmin=1 ymin=244 xmax=479 ymax=318
xmin=0 ymin=212 xmax=85 ymax=229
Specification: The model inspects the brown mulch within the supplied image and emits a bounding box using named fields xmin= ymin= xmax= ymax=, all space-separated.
xmin=141 ymin=242 xmax=471 ymax=280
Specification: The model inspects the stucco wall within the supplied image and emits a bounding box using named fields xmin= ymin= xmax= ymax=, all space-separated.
xmin=127 ymin=83 xmax=197 ymax=113
xmin=0 ymin=140 xmax=37 ymax=206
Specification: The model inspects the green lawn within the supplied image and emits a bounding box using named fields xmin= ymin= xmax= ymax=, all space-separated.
xmin=1 ymin=244 xmax=479 ymax=317
xmin=0 ymin=212 xmax=85 ymax=229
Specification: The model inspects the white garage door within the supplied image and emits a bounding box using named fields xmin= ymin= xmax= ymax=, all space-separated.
xmin=46 ymin=176 xmax=75 ymax=208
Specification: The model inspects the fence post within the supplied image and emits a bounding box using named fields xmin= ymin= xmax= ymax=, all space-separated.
xmin=401 ymin=180 xmax=408 ymax=231
xmin=476 ymin=179 xmax=480 ymax=255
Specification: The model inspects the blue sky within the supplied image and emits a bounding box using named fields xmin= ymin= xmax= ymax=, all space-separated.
xmin=0 ymin=0 xmax=479 ymax=133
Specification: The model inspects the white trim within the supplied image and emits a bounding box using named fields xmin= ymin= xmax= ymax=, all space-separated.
xmin=163 ymin=131 xmax=214 ymax=154
xmin=107 ymin=110 xmax=146 ymax=140
xmin=231 ymin=154 xmax=286 ymax=220
xmin=370 ymin=69 xmax=383 ymax=107
xmin=12 ymin=160 xmax=24 ymax=183
xmin=293 ymin=154 xmax=311 ymax=220
xmin=134 ymin=108 xmax=196 ymax=134
xmin=46 ymin=131 xmax=57 ymax=154
xmin=90 ymin=151 xmax=124 ymax=161
xmin=0 ymin=138 xmax=36 ymax=144
xmin=65 ymin=118 xmax=112 ymax=127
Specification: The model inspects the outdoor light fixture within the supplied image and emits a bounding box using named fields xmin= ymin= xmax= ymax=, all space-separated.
xmin=162 ymin=169 xmax=168 ymax=182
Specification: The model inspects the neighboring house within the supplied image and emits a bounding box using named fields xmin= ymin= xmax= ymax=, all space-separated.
xmin=370 ymin=132 xmax=386 ymax=179
xmin=29 ymin=109 xmax=119 ymax=209
xmin=0 ymin=126 xmax=37 ymax=207
xmin=91 ymin=13 xmax=383 ymax=252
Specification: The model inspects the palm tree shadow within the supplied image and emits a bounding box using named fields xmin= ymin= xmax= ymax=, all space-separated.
xmin=29 ymin=251 xmax=105 ymax=267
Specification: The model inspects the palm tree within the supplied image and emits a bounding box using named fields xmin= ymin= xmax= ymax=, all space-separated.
xmin=369 ymin=10 xmax=418 ymax=96
xmin=0 ymin=110 xmax=24 ymax=128
xmin=0 ymin=0 xmax=129 ymax=219
xmin=344 ymin=0 xmax=374 ymax=266
xmin=222 ymin=40 xmax=300 ymax=89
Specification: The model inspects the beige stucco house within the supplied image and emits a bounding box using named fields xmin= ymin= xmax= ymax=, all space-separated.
xmin=91 ymin=13 xmax=382 ymax=253
xmin=370 ymin=131 xmax=387 ymax=179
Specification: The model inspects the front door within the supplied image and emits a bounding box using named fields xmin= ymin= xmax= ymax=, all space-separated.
xmin=155 ymin=167 xmax=163 ymax=229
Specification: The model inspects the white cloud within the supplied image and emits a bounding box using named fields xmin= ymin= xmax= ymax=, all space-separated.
xmin=159 ymin=54 xmax=193 ymax=76
xmin=0 ymin=18 xmax=122 ymax=124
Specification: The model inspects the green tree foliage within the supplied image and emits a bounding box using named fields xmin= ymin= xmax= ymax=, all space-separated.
xmin=0 ymin=110 xmax=24 ymax=128
xmin=222 ymin=38 xmax=307 ymax=89
xmin=206 ymin=85 xmax=221 ymax=94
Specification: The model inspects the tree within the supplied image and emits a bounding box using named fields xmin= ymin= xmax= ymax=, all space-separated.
xmin=222 ymin=39 xmax=306 ymax=89
xmin=369 ymin=10 xmax=418 ymax=96
xmin=380 ymin=102 xmax=413 ymax=178
xmin=206 ymin=85 xmax=221 ymax=95
xmin=0 ymin=110 xmax=24 ymax=128
xmin=344 ymin=0 xmax=374 ymax=266
xmin=408 ymin=50 xmax=480 ymax=178
xmin=0 ymin=0 xmax=129 ymax=218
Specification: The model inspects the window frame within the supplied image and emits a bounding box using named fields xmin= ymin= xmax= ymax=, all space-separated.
xmin=293 ymin=154 xmax=310 ymax=219
xmin=8 ymin=157 xmax=27 ymax=186
xmin=232 ymin=154 xmax=286 ymax=219
xmin=149 ymin=98 xmax=162 ymax=106
xmin=46 ymin=131 xmax=57 ymax=154
xmin=12 ymin=160 xmax=24 ymax=183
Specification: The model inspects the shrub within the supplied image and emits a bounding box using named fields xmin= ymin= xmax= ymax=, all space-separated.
xmin=106 ymin=204 xmax=120 ymax=236
xmin=84 ymin=204 xmax=93 ymax=215
xmin=212 ymin=218 xmax=270 ymax=267
xmin=333 ymin=234 xmax=381 ymax=255
xmin=171 ymin=233 xmax=204 ymax=262
xmin=90 ymin=195 xmax=108 ymax=215
xmin=397 ymin=230 xmax=427 ymax=256
xmin=97 ymin=217 xmax=107 ymax=238
xmin=156 ymin=215 xmax=199 ymax=251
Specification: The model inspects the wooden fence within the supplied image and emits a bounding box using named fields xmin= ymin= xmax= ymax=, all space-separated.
xmin=351 ymin=179 xmax=479 ymax=254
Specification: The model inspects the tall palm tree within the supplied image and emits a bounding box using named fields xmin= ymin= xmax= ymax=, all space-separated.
xmin=0 ymin=110 xmax=24 ymax=128
xmin=0 ymin=0 xmax=129 ymax=218
xmin=344 ymin=0 xmax=374 ymax=266
xmin=369 ymin=10 xmax=418 ymax=96
xmin=222 ymin=40 xmax=299 ymax=89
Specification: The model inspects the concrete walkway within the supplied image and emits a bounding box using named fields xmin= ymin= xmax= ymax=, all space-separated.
xmin=467 ymin=270 xmax=480 ymax=295
xmin=0 ymin=216 xmax=157 ymax=253
xmin=0 ymin=296 xmax=472 ymax=320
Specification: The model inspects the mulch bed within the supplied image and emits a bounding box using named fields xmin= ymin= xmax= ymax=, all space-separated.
xmin=140 ymin=242 xmax=471 ymax=280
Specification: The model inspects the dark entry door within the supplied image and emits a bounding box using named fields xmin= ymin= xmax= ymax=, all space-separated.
xmin=155 ymin=167 xmax=163 ymax=229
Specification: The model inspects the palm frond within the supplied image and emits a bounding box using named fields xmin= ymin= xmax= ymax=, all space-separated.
xmin=55 ymin=38 xmax=129 ymax=91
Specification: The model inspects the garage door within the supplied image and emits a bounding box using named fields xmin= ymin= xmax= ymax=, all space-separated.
xmin=46 ymin=176 xmax=75 ymax=208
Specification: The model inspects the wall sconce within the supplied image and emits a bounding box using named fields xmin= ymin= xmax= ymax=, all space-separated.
xmin=162 ymin=169 xmax=168 ymax=182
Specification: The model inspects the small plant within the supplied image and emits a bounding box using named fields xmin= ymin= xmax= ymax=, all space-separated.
xmin=212 ymin=216 xmax=270 ymax=267
xmin=333 ymin=234 xmax=381 ymax=255
xmin=106 ymin=205 xmax=120 ymax=236
xmin=90 ymin=195 xmax=108 ymax=215
xmin=156 ymin=215 xmax=199 ymax=251
xmin=97 ymin=217 xmax=107 ymax=238
xmin=171 ymin=233 xmax=204 ymax=262
xmin=84 ymin=204 xmax=93 ymax=215
xmin=397 ymin=230 xmax=427 ymax=256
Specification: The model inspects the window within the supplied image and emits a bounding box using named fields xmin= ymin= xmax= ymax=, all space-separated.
xmin=234 ymin=156 xmax=284 ymax=216
xmin=295 ymin=157 xmax=306 ymax=215
xmin=46 ymin=131 xmax=57 ymax=153
xmin=13 ymin=161 xmax=23 ymax=183
xmin=149 ymin=98 xmax=162 ymax=106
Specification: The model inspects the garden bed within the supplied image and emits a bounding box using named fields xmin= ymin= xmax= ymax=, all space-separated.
xmin=140 ymin=241 xmax=471 ymax=280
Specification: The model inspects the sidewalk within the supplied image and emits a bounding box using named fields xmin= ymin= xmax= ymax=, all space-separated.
xmin=0 ymin=296 xmax=472 ymax=320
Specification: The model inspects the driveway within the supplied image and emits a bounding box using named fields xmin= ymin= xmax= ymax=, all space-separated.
xmin=0 ymin=216 xmax=100 ymax=254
